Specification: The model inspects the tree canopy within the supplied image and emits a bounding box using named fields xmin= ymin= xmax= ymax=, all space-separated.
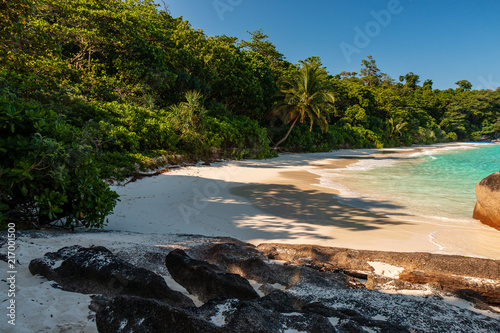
xmin=1 ymin=1 xmax=499 ymax=229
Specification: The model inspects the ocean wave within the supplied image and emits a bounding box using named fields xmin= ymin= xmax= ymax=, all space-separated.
xmin=408 ymin=143 xmax=485 ymax=158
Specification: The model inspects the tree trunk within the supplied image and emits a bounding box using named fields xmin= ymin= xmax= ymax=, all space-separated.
xmin=273 ymin=116 xmax=299 ymax=149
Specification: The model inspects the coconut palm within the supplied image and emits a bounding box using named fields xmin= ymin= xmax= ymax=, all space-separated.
xmin=272 ymin=61 xmax=335 ymax=149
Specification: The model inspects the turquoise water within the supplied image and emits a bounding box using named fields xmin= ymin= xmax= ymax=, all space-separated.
xmin=327 ymin=144 xmax=500 ymax=222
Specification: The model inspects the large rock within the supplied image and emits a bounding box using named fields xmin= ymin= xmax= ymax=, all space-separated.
xmin=94 ymin=291 xmax=395 ymax=333
xmin=201 ymin=242 xmax=350 ymax=290
xmin=29 ymin=245 xmax=195 ymax=308
xmin=473 ymin=172 xmax=500 ymax=230
xmin=95 ymin=295 xmax=218 ymax=333
xmin=93 ymin=287 xmax=500 ymax=333
xmin=399 ymin=270 xmax=500 ymax=304
xmin=257 ymin=243 xmax=500 ymax=305
xmin=257 ymin=243 xmax=500 ymax=280
xmin=202 ymin=242 xmax=279 ymax=284
xmin=165 ymin=249 xmax=260 ymax=303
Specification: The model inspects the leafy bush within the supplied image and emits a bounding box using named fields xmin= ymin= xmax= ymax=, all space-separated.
xmin=199 ymin=115 xmax=273 ymax=159
xmin=0 ymin=95 xmax=118 ymax=229
xmin=414 ymin=127 xmax=436 ymax=145
xmin=433 ymin=127 xmax=450 ymax=143
xmin=94 ymin=102 xmax=179 ymax=153
xmin=447 ymin=132 xmax=458 ymax=141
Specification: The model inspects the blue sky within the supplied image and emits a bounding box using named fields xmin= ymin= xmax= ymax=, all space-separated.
xmin=163 ymin=0 xmax=500 ymax=90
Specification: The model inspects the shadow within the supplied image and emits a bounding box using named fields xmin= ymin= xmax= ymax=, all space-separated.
xmin=230 ymin=183 xmax=412 ymax=233
xmin=109 ymin=173 xmax=414 ymax=244
xmin=234 ymin=150 xmax=379 ymax=169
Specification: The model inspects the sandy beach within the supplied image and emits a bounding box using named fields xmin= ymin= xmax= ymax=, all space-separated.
xmin=106 ymin=144 xmax=500 ymax=260
xmin=3 ymin=144 xmax=500 ymax=332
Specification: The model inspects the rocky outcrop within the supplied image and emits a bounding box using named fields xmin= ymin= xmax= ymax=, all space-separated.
xmin=94 ymin=292 xmax=348 ymax=333
xmin=473 ymin=172 xmax=500 ymax=230
xmin=27 ymin=239 xmax=500 ymax=332
xmin=257 ymin=243 xmax=500 ymax=305
xmin=165 ymin=248 xmax=260 ymax=303
xmin=29 ymin=245 xmax=195 ymax=308
xmin=398 ymin=270 xmax=500 ymax=304
xmin=257 ymin=243 xmax=500 ymax=279
xmin=92 ymin=248 xmax=500 ymax=333
xmin=92 ymin=288 xmax=427 ymax=332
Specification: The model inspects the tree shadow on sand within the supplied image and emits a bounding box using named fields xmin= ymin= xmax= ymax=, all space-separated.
xmin=234 ymin=150 xmax=377 ymax=169
xmin=230 ymin=183 xmax=413 ymax=233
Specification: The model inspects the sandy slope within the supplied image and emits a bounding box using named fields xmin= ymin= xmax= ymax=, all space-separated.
xmin=106 ymin=146 xmax=500 ymax=259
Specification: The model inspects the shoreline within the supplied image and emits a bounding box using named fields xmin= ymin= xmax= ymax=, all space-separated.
xmin=105 ymin=143 xmax=500 ymax=260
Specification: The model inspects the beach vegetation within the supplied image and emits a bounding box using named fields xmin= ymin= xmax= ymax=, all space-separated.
xmin=0 ymin=91 xmax=118 ymax=229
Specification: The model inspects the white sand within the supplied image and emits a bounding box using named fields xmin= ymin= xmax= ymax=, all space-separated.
xmin=367 ymin=262 xmax=405 ymax=279
xmin=106 ymin=145 xmax=500 ymax=259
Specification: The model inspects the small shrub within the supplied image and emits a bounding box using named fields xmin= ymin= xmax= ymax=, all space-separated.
xmin=447 ymin=132 xmax=458 ymax=141
xmin=0 ymin=95 xmax=118 ymax=229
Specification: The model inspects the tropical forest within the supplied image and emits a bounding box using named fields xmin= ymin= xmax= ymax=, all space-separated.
xmin=2 ymin=0 xmax=500 ymax=229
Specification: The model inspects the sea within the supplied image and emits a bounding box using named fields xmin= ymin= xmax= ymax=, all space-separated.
xmin=313 ymin=143 xmax=500 ymax=226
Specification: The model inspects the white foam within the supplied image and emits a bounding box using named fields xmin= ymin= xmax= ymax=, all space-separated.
xmin=344 ymin=158 xmax=400 ymax=171
xmin=408 ymin=144 xmax=481 ymax=158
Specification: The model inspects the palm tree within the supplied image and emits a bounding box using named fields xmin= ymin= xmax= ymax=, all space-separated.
xmin=272 ymin=61 xmax=335 ymax=149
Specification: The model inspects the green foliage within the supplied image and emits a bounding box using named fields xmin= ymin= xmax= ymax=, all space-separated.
xmin=0 ymin=93 xmax=118 ymax=229
xmin=455 ymin=80 xmax=472 ymax=92
xmin=399 ymin=72 xmax=420 ymax=89
xmin=272 ymin=59 xmax=335 ymax=148
xmin=168 ymin=91 xmax=208 ymax=134
xmin=359 ymin=55 xmax=384 ymax=87
xmin=447 ymin=132 xmax=458 ymax=141
xmin=178 ymin=115 xmax=272 ymax=159
xmin=205 ymin=115 xmax=273 ymax=158
xmin=94 ymin=102 xmax=179 ymax=153
xmin=239 ymin=29 xmax=291 ymax=79
xmin=413 ymin=127 xmax=449 ymax=145
xmin=2 ymin=0 xmax=500 ymax=230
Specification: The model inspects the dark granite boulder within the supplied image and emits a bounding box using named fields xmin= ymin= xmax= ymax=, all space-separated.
xmin=95 ymin=295 xmax=217 ymax=333
xmin=165 ymin=248 xmax=259 ymax=303
xmin=29 ymin=245 xmax=194 ymax=308
xmin=204 ymin=242 xmax=280 ymax=284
